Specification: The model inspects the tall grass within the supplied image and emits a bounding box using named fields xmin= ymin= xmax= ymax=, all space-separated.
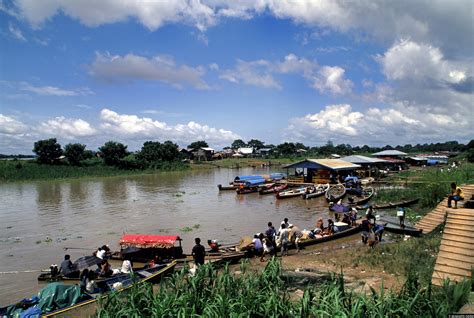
xmin=96 ymin=258 xmax=471 ymax=317
xmin=0 ymin=160 xmax=189 ymax=182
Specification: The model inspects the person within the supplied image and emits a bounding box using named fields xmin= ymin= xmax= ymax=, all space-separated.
xmin=448 ymin=182 xmax=464 ymax=209
xmin=207 ymin=240 xmax=219 ymax=252
xmin=79 ymin=269 xmax=89 ymax=291
xmin=99 ymin=260 xmax=113 ymax=277
xmin=361 ymin=219 xmax=370 ymax=244
xmin=350 ymin=208 xmax=358 ymax=227
xmin=315 ymin=218 xmax=324 ymax=232
xmin=252 ymin=234 xmax=263 ymax=257
xmin=366 ymin=206 xmax=376 ymax=224
xmin=148 ymin=255 xmax=160 ymax=268
xmin=397 ymin=207 xmax=406 ymax=229
xmin=323 ymin=219 xmax=335 ymax=236
xmin=59 ymin=254 xmax=79 ymax=278
xmin=261 ymin=237 xmax=274 ymax=262
xmin=192 ymin=237 xmax=206 ymax=266
xmin=279 ymin=224 xmax=290 ymax=256
xmin=374 ymin=223 xmax=384 ymax=242
xmin=120 ymin=256 xmax=133 ymax=274
xmin=95 ymin=247 xmax=106 ymax=260
xmin=86 ymin=270 xmax=100 ymax=293
xmin=289 ymin=224 xmax=303 ymax=252
xmin=265 ymin=222 xmax=277 ymax=250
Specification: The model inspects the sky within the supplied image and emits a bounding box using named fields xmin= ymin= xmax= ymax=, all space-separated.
xmin=0 ymin=0 xmax=473 ymax=154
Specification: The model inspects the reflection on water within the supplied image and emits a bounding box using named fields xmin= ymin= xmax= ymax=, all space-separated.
xmin=0 ymin=167 xmax=334 ymax=306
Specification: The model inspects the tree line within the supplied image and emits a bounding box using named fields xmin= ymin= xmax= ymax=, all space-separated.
xmin=25 ymin=137 xmax=474 ymax=169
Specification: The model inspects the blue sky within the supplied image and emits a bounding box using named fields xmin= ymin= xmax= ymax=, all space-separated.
xmin=0 ymin=0 xmax=473 ymax=154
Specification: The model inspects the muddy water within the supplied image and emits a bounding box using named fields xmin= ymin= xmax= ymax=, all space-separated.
xmin=0 ymin=167 xmax=335 ymax=306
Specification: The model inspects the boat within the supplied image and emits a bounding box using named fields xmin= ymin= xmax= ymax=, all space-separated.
xmin=111 ymin=234 xmax=184 ymax=262
xmin=218 ymin=184 xmax=237 ymax=191
xmin=347 ymin=187 xmax=374 ymax=205
xmin=360 ymin=177 xmax=374 ymax=185
xmin=1 ymin=262 xmax=177 ymax=318
xmin=383 ymin=222 xmax=423 ymax=237
xmin=259 ymin=183 xmax=288 ymax=195
xmin=276 ymin=187 xmax=308 ymax=199
xmin=356 ymin=198 xmax=419 ymax=210
xmin=325 ymin=184 xmax=346 ymax=202
xmin=302 ymin=184 xmax=330 ymax=200
xmin=236 ymin=186 xmax=259 ymax=194
xmin=297 ymin=225 xmax=361 ymax=248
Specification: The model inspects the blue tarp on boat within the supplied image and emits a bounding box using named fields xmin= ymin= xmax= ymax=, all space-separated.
xmin=234 ymin=175 xmax=263 ymax=182
xmin=269 ymin=173 xmax=286 ymax=180
xmin=244 ymin=178 xmax=266 ymax=186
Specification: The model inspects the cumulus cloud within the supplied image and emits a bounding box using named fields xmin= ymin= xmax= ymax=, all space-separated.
xmin=312 ymin=66 xmax=353 ymax=95
xmin=38 ymin=117 xmax=97 ymax=138
xmin=89 ymin=52 xmax=209 ymax=89
xmin=285 ymin=102 xmax=473 ymax=146
xmin=0 ymin=114 xmax=27 ymax=135
xmin=220 ymin=59 xmax=281 ymax=89
xmin=100 ymin=109 xmax=240 ymax=145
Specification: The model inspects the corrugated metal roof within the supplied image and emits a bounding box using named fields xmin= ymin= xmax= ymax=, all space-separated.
xmin=341 ymin=155 xmax=387 ymax=164
xmin=283 ymin=159 xmax=360 ymax=170
xmin=372 ymin=150 xmax=407 ymax=156
xmin=200 ymin=147 xmax=215 ymax=151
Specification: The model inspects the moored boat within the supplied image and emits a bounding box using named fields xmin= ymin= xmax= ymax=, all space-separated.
xmin=347 ymin=187 xmax=374 ymax=205
xmin=302 ymin=184 xmax=330 ymax=200
xmin=356 ymin=198 xmax=419 ymax=210
xmin=218 ymin=184 xmax=237 ymax=191
xmin=297 ymin=225 xmax=361 ymax=248
xmin=276 ymin=187 xmax=308 ymax=199
xmin=1 ymin=262 xmax=177 ymax=318
xmin=259 ymin=183 xmax=288 ymax=195
xmin=325 ymin=184 xmax=346 ymax=202
xmin=236 ymin=186 xmax=259 ymax=194
xmin=382 ymin=222 xmax=423 ymax=237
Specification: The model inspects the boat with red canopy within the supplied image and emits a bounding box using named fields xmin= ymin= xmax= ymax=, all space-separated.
xmin=113 ymin=234 xmax=184 ymax=262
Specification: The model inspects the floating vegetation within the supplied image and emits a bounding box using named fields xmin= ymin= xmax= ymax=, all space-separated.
xmin=180 ymin=226 xmax=193 ymax=232
xmin=158 ymin=228 xmax=170 ymax=233
xmin=192 ymin=224 xmax=201 ymax=229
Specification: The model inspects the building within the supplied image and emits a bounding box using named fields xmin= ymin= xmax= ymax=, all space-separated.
xmin=237 ymin=147 xmax=254 ymax=157
xmin=371 ymin=150 xmax=407 ymax=158
xmin=193 ymin=147 xmax=215 ymax=161
xmin=340 ymin=155 xmax=388 ymax=177
xmin=283 ymin=158 xmax=360 ymax=184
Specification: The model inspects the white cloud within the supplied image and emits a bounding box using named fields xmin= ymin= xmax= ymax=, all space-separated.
xmin=0 ymin=114 xmax=27 ymax=135
xmin=8 ymin=22 xmax=26 ymax=41
xmin=100 ymin=109 xmax=240 ymax=145
xmin=20 ymin=82 xmax=93 ymax=96
xmin=38 ymin=117 xmax=97 ymax=138
xmin=89 ymin=52 xmax=209 ymax=89
xmin=220 ymin=59 xmax=281 ymax=89
xmin=312 ymin=66 xmax=353 ymax=95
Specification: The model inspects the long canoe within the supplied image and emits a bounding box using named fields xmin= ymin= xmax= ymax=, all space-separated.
xmin=236 ymin=186 xmax=259 ymax=194
xmin=297 ymin=225 xmax=361 ymax=248
xmin=356 ymin=198 xmax=420 ymax=210
xmin=218 ymin=184 xmax=237 ymax=191
xmin=276 ymin=187 xmax=308 ymax=199
xmin=302 ymin=184 xmax=330 ymax=200
xmin=41 ymin=261 xmax=176 ymax=318
xmin=325 ymin=184 xmax=346 ymax=202
xmin=259 ymin=183 xmax=288 ymax=195
xmin=382 ymin=222 xmax=423 ymax=237
xmin=347 ymin=187 xmax=374 ymax=205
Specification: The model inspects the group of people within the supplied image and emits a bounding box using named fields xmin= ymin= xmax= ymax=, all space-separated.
xmin=360 ymin=206 xmax=384 ymax=247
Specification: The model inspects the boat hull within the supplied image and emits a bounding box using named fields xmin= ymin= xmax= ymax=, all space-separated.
xmin=297 ymin=226 xmax=361 ymax=248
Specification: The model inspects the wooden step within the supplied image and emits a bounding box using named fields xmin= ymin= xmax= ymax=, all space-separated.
xmin=435 ymin=258 xmax=474 ymax=271
xmin=436 ymin=252 xmax=474 ymax=264
xmin=448 ymin=210 xmax=474 ymax=217
xmin=442 ymin=234 xmax=474 ymax=244
xmin=439 ymin=245 xmax=474 ymax=257
xmin=443 ymin=229 xmax=474 ymax=239
xmin=417 ymin=218 xmax=443 ymax=226
xmin=440 ymin=239 xmax=474 ymax=250
xmin=434 ymin=264 xmax=472 ymax=277
xmin=447 ymin=215 xmax=474 ymax=223
xmin=432 ymin=269 xmax=470 ymax=283
xmin=444 ymin=223 xmax=473 ymax=232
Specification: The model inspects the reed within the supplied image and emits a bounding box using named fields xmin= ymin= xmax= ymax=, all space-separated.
xmin=96 ymin=258 xmax=471 ymax=317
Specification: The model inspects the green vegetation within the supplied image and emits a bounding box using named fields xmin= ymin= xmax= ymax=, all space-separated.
xmin=97 ymin=258 xmax=471 ymax=317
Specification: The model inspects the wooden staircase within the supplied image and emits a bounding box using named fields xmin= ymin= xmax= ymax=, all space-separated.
xmin=416 ymin=184 xmax=474 ymax=234
xmin=430 ymin=184 xmax=474 ymax=286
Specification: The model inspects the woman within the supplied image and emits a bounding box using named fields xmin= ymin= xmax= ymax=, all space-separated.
xmin=86 ymin=270 xmax=100 ymax=293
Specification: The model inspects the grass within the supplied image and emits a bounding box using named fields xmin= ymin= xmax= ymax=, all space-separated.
xmin=0 ymin=159 xmax=189 ymax=182
xmin=96 ymin=258 xmax=471 ymax=317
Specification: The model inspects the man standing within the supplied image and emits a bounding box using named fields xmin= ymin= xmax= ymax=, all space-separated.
xmin=192 ymin=237 xmax=206 ymax=266
xmin=448 ymin=182 xmax=464 ymax=209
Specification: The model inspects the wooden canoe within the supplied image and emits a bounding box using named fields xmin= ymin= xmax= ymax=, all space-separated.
xmin=325 ymin=184 xmax=346 ymax=202
xmin=41 ymin=261 xmax=176 ymax=318
xmin=356 ymin=198 xmax=419 ymax=210
xmin=382 ymin=222 xmax=423 ymax=237
xmin=297 ymin=225 xmax=361 ymax=248
xmin=276 ymin=187 xmax=308 ymax=199
xmin=236 ymin=186 xmax=259 ymax=194
xmin=259 ymin=183 xmax=288 ymax=195
xmin=302 ymin=184 xmax=330 ymax=200
xmin=218 ymin=184 xmax=237 ymax=191
xmin=347 ymin=187 xmax=374 ymax=205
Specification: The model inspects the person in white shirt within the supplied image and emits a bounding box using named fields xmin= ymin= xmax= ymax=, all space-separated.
xmin=279 ymin=224 xmax=290 ymax=256
xmin=120 ymin=258 xmax=133 ymax=274
xmin=252 ymin=234 xmax=263 ymax=257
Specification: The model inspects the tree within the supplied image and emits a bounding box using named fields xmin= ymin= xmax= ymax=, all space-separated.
xmin=64 ymin=143 xmax=87 ymax=166
xmin=276 ymin=142 xmax=297 ymax=155
xmin=247 ymin=139 xmax=265 ymax=150
xmin=33 ymin=138 xmax=63 ymax=164
xmin=231 ymin=139 xmax=246 ymax=149
xmin=187 ymin=140 xmax=208 ymax=150
xmin=137 ymin=140 xmax=181 ymax=168
xmin=99 ymin=141 xmax=128 ymax=166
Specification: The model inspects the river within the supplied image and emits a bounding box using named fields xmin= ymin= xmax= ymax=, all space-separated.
xmin=0 ymin=167 xmax=335 ymax=306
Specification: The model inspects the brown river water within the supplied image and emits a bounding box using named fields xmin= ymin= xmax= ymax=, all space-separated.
xmin=0 ymin=167 xmax=334 ymax=307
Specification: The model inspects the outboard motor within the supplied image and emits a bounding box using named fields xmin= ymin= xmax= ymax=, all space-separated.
xmin=50 ymin=264 xmax=59 ymax=277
